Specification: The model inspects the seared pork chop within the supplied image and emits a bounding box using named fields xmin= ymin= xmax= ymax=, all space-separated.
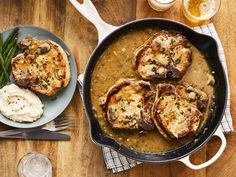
xmin=152 ymin=83 xmax=208 ymax=139
xmin=100 ymin=79 xmax=155 ymax=130
xmin=12 ymin=37 xmax=71 ymax=96
xmin=135 ymin=30 xmax=192 ymax=80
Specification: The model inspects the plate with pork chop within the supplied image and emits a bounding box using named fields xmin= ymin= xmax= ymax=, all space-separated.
xmin=0 ymin=26 xmax=77 ymax=128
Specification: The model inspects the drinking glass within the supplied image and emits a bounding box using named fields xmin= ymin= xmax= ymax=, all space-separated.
xmin=17 ymin=152 xmax=52 ymax=177
xmin=148 ymin=0 xmax=176 ymax=11
xmin=182 ymin=0 xmax=221 ymax=23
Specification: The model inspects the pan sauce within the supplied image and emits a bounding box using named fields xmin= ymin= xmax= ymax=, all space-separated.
xmin=91 ymin=28 xmax=214 ymax=152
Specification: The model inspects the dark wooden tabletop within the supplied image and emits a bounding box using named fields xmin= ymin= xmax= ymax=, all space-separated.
xmin=0 ymin=0 xmax=235 ymax=177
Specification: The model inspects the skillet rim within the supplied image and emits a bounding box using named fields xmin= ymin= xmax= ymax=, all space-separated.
xmin=82 ymin=18 xmax=228 ymax=163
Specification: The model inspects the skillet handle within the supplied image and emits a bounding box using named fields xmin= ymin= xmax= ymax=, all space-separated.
xmin=77 ymin=74 xmax=84 ymax=85
xmin=179 ymin=127 xmax=226 ymax=170
xmin=69 ymin=0 xmax=118 ymax=43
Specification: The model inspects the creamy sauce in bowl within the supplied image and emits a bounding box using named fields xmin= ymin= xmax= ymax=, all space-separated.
xmin=0 ymin=84 xmax=44 ymax=122
xmin=91 ymin=28 xmax=214 ymax=152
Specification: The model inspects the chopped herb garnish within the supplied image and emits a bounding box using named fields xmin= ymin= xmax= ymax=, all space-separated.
xmin=175 ymin=102 xmax=180 ymax=109
xmin=121 ymin=108 xmax=126 ymax=112
xmin=125 ymin=115 xmax=133 ymax=119
xmin=160 ymin=47 xmax=165 ymax=52
xmin=137 ymin=104 xmax=141 ymax=108
xmin=173 ymin=57 xmax=181 ymax=64
xmin=152 ymin=67 xmax=157 ymax=72
xmin=170 ymin=39 xmax=175 ymax=44
xmin=30 ymin=60 xmax=37 ymax=64
xmin=168 ymin=52 xmax=175 ymax=59
xmin=211 ymin=101 xmax=216 ymax=108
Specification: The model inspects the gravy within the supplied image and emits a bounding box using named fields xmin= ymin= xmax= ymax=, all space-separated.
xmin=91 ymin=28 xmax=214 ymax=152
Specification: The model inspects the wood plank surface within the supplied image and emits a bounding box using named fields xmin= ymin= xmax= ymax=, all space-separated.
xmin=0 ymin=0 xmax=235 ymax=177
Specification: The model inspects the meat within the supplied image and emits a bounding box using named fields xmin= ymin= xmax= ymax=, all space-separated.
xmin=100 ymin=79 xmax=155 ymax=130
xmin=152 ymin=83 xmax=208 ymax=139
xmin=135 ymin=30 xmax=192 ymax=80
xmin=11 ymin=37 xmax=71 ymax=96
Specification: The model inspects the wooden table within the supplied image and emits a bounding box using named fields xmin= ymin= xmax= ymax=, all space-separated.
xmin=0 ymin=0 xmax=235 ymax=176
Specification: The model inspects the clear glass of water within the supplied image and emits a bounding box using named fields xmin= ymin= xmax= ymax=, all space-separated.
xmin=17 ymin=152 xmax=52 ymax=177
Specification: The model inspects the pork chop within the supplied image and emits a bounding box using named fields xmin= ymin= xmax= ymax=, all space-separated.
xmin=11 ymin=37 xmax=71 ymax=96
xmin=135 ymin=30 xmax=192 ymax=80
xmin=100 ymin=79 xmax=155 ymax=130
xmin=152 ymin=83 xmax=208 ymax=139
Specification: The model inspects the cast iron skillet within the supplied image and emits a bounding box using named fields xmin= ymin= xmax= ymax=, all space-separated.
xmin=71 ymin=0 xmax=228 ymax=170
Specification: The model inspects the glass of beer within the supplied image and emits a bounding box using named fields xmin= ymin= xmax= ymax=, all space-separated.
xmin=182 ymin=0 xmax=221 ymax=23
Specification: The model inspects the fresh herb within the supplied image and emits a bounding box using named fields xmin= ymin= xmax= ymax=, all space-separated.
xmin=152 ymin=67 xmax=157 ymax=73
xmin=160 ymin=47 xmax=165 ymax=52
xmin=175 ymin=102 xmax=180 ymax=109
xmin=125 ymin=115 xmax=133 ymax=120
xmin=121 ymin=108 xmax=126 ymax=112
xmin=170 ymin=39 xmax=175 ymax=44
xmin=137 ymin=104 xmax=141 ymax=108
xmin=168 ymin=52 xmax=175 ymax=59
xmin=173 ymin=57 xmax=181 ymax=64
xmin=30 ymin=60 xmax=37 ymax=64
xmin=211 ymin=101 xmax=216 ymax=108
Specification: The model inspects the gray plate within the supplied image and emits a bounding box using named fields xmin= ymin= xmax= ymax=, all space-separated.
xmin=0 ymin=26 xmax=77 ymax=128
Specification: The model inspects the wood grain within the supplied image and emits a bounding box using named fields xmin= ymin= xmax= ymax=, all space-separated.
xmin=0 ymin=0 xmax=235 ymax=177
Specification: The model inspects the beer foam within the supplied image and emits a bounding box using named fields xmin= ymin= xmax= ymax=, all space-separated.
xmin=184 ymin=0 xmax=220 ymax=20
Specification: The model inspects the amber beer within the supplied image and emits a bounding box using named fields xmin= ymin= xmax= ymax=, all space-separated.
xmin=182 ymin=0 xmax=221 ymax=23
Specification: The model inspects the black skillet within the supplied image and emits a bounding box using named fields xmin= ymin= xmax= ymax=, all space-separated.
xmin=70 ymin=0 xmax=228 ymax=170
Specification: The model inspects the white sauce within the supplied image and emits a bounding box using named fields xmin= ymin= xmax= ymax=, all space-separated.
xmin=0 ymin=84 xmax=44 ymax=122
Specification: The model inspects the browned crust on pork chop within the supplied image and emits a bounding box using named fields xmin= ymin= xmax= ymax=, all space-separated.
xmin=12 ymin=38 xmax=71 ymax=96
xmin=135 ymin=30 xmax=192 ymax=80
xmin=99 ymin=79 xmax=155 ymax=130
xmin=152 ymin=83 xmax=208 ymax=139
